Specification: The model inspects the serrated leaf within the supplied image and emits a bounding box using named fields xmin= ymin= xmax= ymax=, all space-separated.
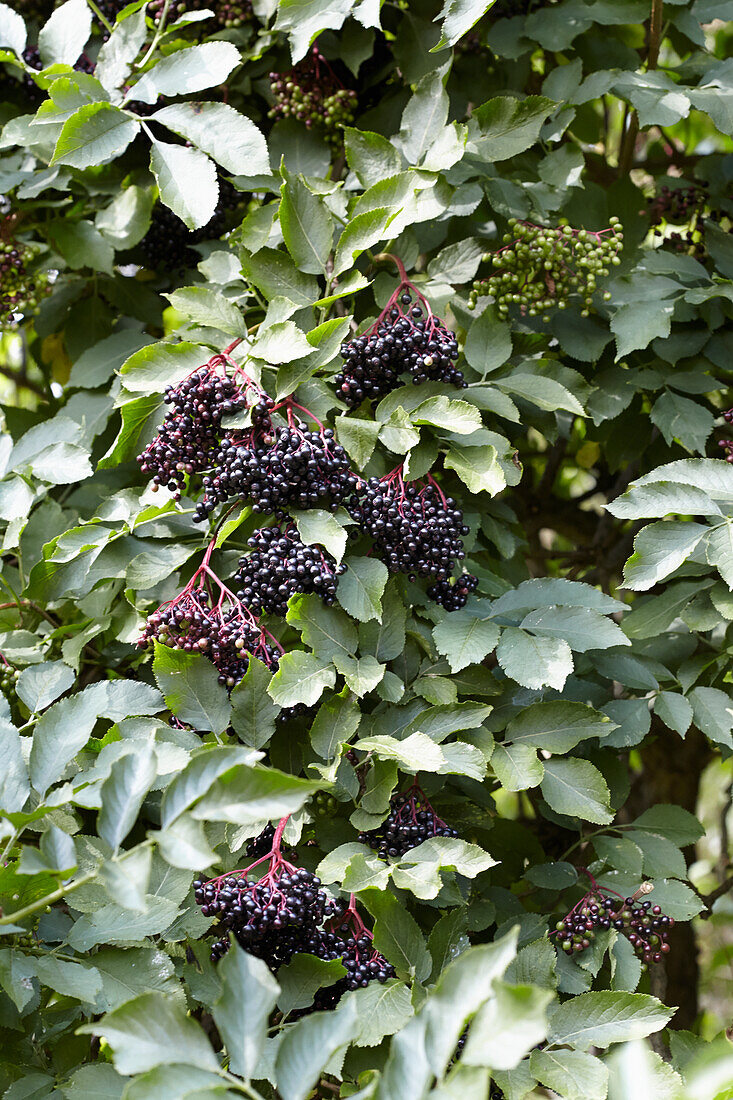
xmin=152 ymin=644 xmax=231 ymax=735
xmin=267 ymin=651 xmax=336 ymax=708
xmin=153 ymin=101 xmax=267 ymax=176
xmin=433 ymin=611 xmax=500 ymax=672
xmin=165 ymin=287 xmax=245 ymax=337
xmin=51 ymin=103 xmax=139 ymax=169
xmin=520 ymin=605 xmax=630 ymax=652
xmin=150 ymin=140 xmax=218 ymax=232
xmin=471 ymin=95 xmax=554 ymax=160
xmin=276 ymin=1001 xmax=359 ymax=1100
xmin=491 ymin=742 xmax=543 ymax=792
xmin=541 ymin=758 xmax=613 ymax=824
xmin=229 ymin=657 xmax=279 ymax=750
xmin=444 ymin=443 xmax=505 ymax=495
xmin=530 ymin=1048 xmax=609 ymax=1100
xmin=360 ymin=886 xmax=432 ymax=982
xmin=39 ymin=0 xmax=91 ymax=66
xmin=98 ymin=744 xmax=157 ymax=851
xmin=130 ymin=42 xmax=240 ymax=104
xmin=212 ymin=946 xmax=279 ymax=1079
xmin=279 ymin=165 xmax=334 ymax=274
xmin=623 ymin=522 xmax=708 ymax=591
xmin=291 ymin=509 xmax=347 ymax=564
xmin=496 ymin=627 xmax=573 ymax=690
xmin=507 ymin=701 xmax=615 ymax=753
xmin=0 ymin=1 xmax=27 ymax=55
xmin=337 ymin=556 xmax=388 ymax=623
xmin=547 ymin=991 xmax=675 ymax=1050
xmin=189 ymin=763 xmax=318 ymax=826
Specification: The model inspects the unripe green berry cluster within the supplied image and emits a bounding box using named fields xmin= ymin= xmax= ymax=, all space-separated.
xmin=149 ymin=0 xmax=253 ymax=30
xmin=468 ymin=217 xmax=623 ymax=319
xmin=0 ymin=234 xmax=48 ymax=329
xmin=269 ymin=51 xmax=357 ymax=148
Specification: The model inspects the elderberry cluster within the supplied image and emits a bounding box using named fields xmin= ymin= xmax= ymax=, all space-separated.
xmin=195 ymin=422 xmax=355 ymax=523
xmin=137 ymin=367 xmax=247 ymax=499
xmin=311 ymin=924 xmax=396 ymax=1009
xmin=718 ymin=409 xmax=733 ymax=463
xmin=235 ymin=524 xmax=344 ymax=617
xmin=269 ymin=49 xmax=357 ymax=148
xmin=555 ymin=889 xmax=674 ymax=968
xmin=246 ymin=824 xmax=276 ymax=858
xmin=197 ymin=864 xmax=338 ymax=967
xmin=428 ymin=572 xmax=478 ymax=612
xmin=469 ymin=217 xmax=623 ymax=318
xmin=335 ymin=289 xmax=465 ymax=408
xmin=139 ymin=179 xmax=242 ymax=274
xmin=359 ymin=785 xmax=458 ymax=859
xmin=149 ymin=0 xmax=253 ymax=29
xmin=349 ymin=475 xmax=468 ymax=581
xmin=0 ymin=233 xmax=47 ymax=328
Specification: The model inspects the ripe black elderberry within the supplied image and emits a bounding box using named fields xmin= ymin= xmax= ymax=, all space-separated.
xmin=359 ymin=783 xmax=459 ymax=859
xmin=195 ymin=816 xmax=340 ymax=966
xmin=469 ymin=217 xmax=623 ymax=318
xmin=348 ymin=467 xmax=468 ymax=581
xmin=138 ymin=178 xmax=243 ymax=273
xmin=553 ymin=873 xmax=674 ymax=969
xmin=234 ymin=524 xmax=344 ymax=617
xmin=194 ymin=401 xmax=356 ymax=523
xmin=138 ymin=539 xmax=281 ymax=688
xmin=269 ymin=47 xmax=357 ymax=148
xmin=137 ymin=353 xmax=255 ymax=501
xmin=428 ymin=572 xmax=478 ymax=612
xmin=246 ymin=823 xmax=276 ymax=858
xmin=335 ymin=259 xmax=465 ymax=408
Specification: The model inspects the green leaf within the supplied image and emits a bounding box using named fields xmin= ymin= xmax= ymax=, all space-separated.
xmin=398 ymin=68 xmax=449 ymax=163
xmin=491 ymin=742 xmax=543 ymax=792
xmin=149 ymin=140 xmax=218 ymax=232
xmin=160 ymin=747 xmax=261 ymax=828
xmin=279 ymin=166 xmax=334 ymax=275
xmin=607 ymin=480 xmax=722 ymax=521
xmin=650 ymin=391 xmax=714 ymax=455
xmin=530 ymin=1048 xmax=609 ymax=1100
xmin=689 ymin=686 xmax=733 ymax=749
xmin=611 ymin=300 xmax=674 ymax=358
xmin=360 ymin=887 xmax=432 ymax=982
xmin=336 ymin=416 xmax=381 ymax=467
xmin=462 ymin=981 xmax=552 ymax=1070
xmin=0 ymin=720 xmax=30 ymax=814
xmin=411 ymin=395 xmax=482 ymax=435
xmin=546 ymin=991 xmax=675 ymax=1050
xmin=165 ymin=287 xmax=245 ymax=337
xmin=0 ymin=2 xmax=27 ymax=55
xmin=541 ymin=758 xmax=613 ymax=824
xmin=121 ymin=1066 xmax=228 ymax=1100
xmin=38 ymin=0 xmax=91 ymax=66
xmin=433 ymin=611 xmax=500 ymax=672
xmin=240 ymin=247 xmax=319 ymax=307
xmin=189 ymin=763 xmax=318 ymax=826
xmin=78 ymin=992 xmax=219 ymax=1074
xmin=273 ymin=0 xmax=355 ymax=63
xmin=495 ymin=373 xmax=585 ymax=415
xmin=471 ymin=95 xmax=555 ymax=160
xmin=444 ymin=443 xmax=505 ymax=495
xmin=51 ymin=103 xmax=139 ymax=169
xmin=212 ymin=945 xmax=279 ymax=1079
xmin=130 ymin=42 xmax=241 ymax=104
xmin=507 ymin=701 xmax=615 ymax=753
xmin=435 ymin=0 xmax=496 ymax=47
xmin=287 ymin=596 xmax=357 ymax=661
xmin=250 ymin=320 xmax=314 ymax=363
xmin=337 ymin=556 xmax=388 ymax=623
xmin=623 ymin=522 xmax=708 ymax=591
xmin=708 ymin=519 xmax=733 ymax=589
xmin=16 ymin=660 xmax=74 ymax=712
xmin=333 ymin=653 xmax=385 ymax=696
xmin=464 ymin=307 xmax=512 ymax=375
xmin=654 ymin=692 xmax=693 ymax=737
xmin=276 ymin=954 xmax=346 ymax=1015
xmin=98 ymin=744 xmax=157 ymax=851
xmin=275 ymin=1001 xmax=359 ymax=1100
xmin=267 ymin=651 xmax=336 ymax=708
xmin=333 ymin=207 xmax=398 ymax=276
xmin=33 ymin=955 xmax=102 ymax=1005
xmin=352 ymin=979 xmax=414 ymax=1048
xmin=344 ymin=128 xmax=403 ymax=188
xmin=310 ymin=692 xmax=360 ymax=760
xmin=392 ymin=837 xmax=497 ymax=900
xmin=355 ymin=731 xmax=446 ymax=773
xmin=496 ymin=627 xmax=573 ymax=691
xmin=291 ymin=509 xmax=347 ymax=564
xmin=520 ymin=606 xmax=630 ymax=652
xmin=152 ymin=644 xmax=231 ymax=735
xmin=120 ymin=341 xmax=205 ymax=394
xmin=229 ymin=657 xmax=279 ymax=750
xmin=153 ymin=101 xmax=267 ymax=176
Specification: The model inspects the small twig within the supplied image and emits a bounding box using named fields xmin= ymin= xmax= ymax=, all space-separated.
xmin=85 ymin=0 xmax=114 ymax=33
xmin=700 ymin=873 xmax=733 ymax=919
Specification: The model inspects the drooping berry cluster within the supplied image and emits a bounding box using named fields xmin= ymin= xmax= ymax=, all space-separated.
xmin=336 ymin=268 xmax=465 ymax=408
xmin=427 ymin=571 xmax=478 ymax=612
xmin=0 ymin=225 xmax=48 ymax=329
xmin=149 ymin=0 xmax=253 ymax=30
xmin=269 ymin=47 xmax=357 ymax=148
xmin=468 ymin=217 xmax=623 ymax=318
xmin=138 ymin=179 xmax=243 ymax=273
xmin=245 ymin=824 xmax=276 ymax=858
xmin=348 ymin=467 xmax=468 ymax=581
xmin=310 ymin=900 xmax=395 ymax=1009
xmin=358 ymin=783 xmax=459 ymax=859
xmin=137 ymin=355 xmax=253 ymax=500
xmin=195 ymin=816 xmax=341 ymax=966
xmin=553 ymin=874 xmax=674 ymax=969
xmin=194 ymin=403 xmax=356 ymax=523
xmin=234 ymin=524 xmax=344 ymax=617
xmin=138 ymin=538 xmax=281 ymax=688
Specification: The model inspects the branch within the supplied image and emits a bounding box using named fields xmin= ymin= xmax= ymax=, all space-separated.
xmin=699 ymin=873 xmax=733 ymax=919
xmin=619 ymin=0 xmax=663 ymax=175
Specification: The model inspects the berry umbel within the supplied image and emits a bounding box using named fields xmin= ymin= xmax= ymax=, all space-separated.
xmin=553 ymin=872 xmax=674 ymax=969
xmin=235 ymin=523 xmax=345 ymax=617
xmin=428 ymin=571 xmax=479 ymax=612
xmin=269 ymin=46 xmax=357 ymax=148
xmin=468 ymin=218 xmax=623 ymax=318
xmin=335 ymin=255 xmax=465 ymax=408
xmin=358 ymin=782 xmax=459 ymax=859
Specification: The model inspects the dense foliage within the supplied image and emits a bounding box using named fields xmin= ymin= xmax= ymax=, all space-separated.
xmin=1 ymin=0 xmax=733 ymax=1097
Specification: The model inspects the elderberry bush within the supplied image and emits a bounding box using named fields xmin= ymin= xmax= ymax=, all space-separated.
xmin=469 ymin=217 xmax=623 ymax=318
xmin=269 ymin=47 xmax=357 ymax=148
xmin=234 ymin=524 xmax=344 ymax=617
xmin=194 ymin=416 xmax=356 ymax=523
xmin=555 ymin=883 xmax=674 ymax=968
xmin=428 ymin=571 xmax=479 ymax=611
xmin=335 ymin=286 xmax=464 ymax=408
xmin=349 ymin=470 xmax=468 ymax=581
xmin=137 ymin=363 xmax=249 ymax=500
xmin=359 ymin=784 xmax=459 ymax=858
